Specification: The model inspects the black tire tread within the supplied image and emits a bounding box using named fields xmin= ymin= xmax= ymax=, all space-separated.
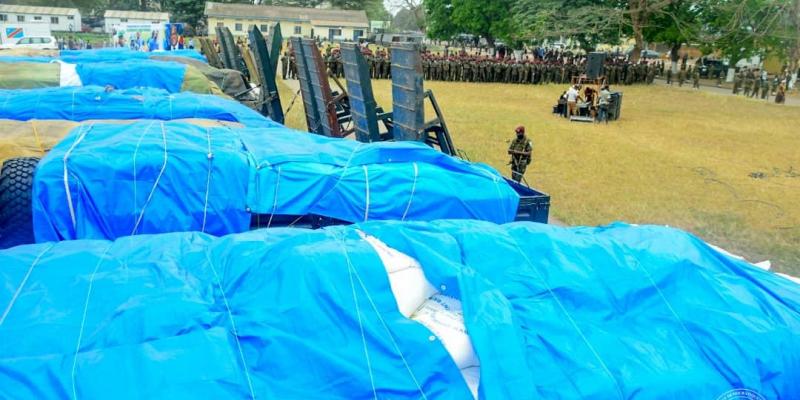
xmin=0 ymin=157 xmax=39 ymax=249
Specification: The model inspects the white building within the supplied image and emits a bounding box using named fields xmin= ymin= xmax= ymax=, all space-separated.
xmin=204 ymin=2 xmax=369 ymax=41
xmin=0 ymin=5 xmax=81 ymax=32
xmin=103 ymin=10 xmax=170 ymax=34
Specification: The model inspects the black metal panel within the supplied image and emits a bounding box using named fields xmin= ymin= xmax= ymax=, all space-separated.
xmin=340 ymin=43 xmax=381 ymax=143
xmin=290 ymin=37 xmax=320 ymax=134
xmin=248 ymin=25 xmax=284 ymax=124
xmin=215 ymin=27 xmax=237 ymax=71
xmin=301 ymin=39 xmax=342 ymax=137
xmin=268 ymin=23 xmax=283 ymax=77
xmin=199 ymin=37 xmax=223 ymax=69
xmin=390 ymin=44 xmax=424 ymax=142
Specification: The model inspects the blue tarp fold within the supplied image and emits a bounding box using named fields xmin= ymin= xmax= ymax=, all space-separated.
xmin=75 ymin=60 xmax=187 ymax=93
xmin=0 ymin=86 xmax=274 ymax=128
xmin=32 ymin=121 xmax=519 ymax=242
xmin=1 ymin=221 xmax=798 ymax=399
xmin=0 ymin=48 xmax=207 ymax=64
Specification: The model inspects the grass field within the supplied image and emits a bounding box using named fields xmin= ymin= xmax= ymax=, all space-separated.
xmin=278 ymin=79 xmax=800 ymax=275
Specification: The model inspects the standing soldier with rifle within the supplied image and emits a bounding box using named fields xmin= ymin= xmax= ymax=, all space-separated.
xmin=508 ymin=126 xmax=533 ymax=183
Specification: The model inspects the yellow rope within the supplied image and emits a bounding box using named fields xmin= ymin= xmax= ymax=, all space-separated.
xmin=31 ymin=121 xmax=45 ymax=155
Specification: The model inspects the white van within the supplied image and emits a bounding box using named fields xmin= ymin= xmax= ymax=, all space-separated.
xmin=0 ymin=36 xmax=58 ymax=50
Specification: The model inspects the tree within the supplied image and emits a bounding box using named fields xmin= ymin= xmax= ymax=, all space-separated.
xmin=643 ymin=0 xmax=700 ymax=70
xmin=701 ymin=0 xmax=784 ymax=66
xmin=392 ymin=7 xmax=426 ymax=31
xmin=513 ymin=0 xmax=623 ymax=51
xmin=364 ymin=0 xmax=391 ymax=21
xmin=425 ymin=0 xmax=516 ymax=47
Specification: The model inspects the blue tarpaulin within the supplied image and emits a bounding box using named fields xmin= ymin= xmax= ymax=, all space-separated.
xmin=75 ymin=60 xmax=187 ymax=93
xmin=0 ymin=221 xmax=797 ymax=399
xmin=0 ymin=48 xmax=208 ymax=64
xmin=32 ymin=121 xmax=519 ymax=242
xmin=0 ymin=86 xmax=274 ymax=128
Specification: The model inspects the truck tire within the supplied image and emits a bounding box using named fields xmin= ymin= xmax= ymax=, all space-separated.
xmin=0 ymin=157 xmax=39 ymax=249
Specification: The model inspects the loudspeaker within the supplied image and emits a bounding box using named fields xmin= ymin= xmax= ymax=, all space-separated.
xmin=587 ymin=52 xmax=606 ymax=80
xmin=608 ymin=92 xmax=623 ymax=121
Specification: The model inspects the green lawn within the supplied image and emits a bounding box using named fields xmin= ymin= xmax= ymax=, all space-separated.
xmin=278 ymin=78 xmax=800 ymax=275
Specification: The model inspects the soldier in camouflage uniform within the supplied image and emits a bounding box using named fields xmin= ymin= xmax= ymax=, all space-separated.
xmin=733 ymin=71 xmax=742 ymax=94
xmin=743 ymin=69 xmax=753 ymax=96
xmin=508 ymin=126 xmax=533 ymax=183
xmin=751 ymin=70 xmax=761 ymax=98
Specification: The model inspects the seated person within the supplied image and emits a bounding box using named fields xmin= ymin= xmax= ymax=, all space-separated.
xmin=555 ymin=91 xmax=568 ymax=117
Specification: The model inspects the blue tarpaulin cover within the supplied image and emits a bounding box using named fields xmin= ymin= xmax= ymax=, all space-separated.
xmin=32 ymin=121 xmax=518 ymax=242
xmin=0 ymin=48 xmax=207 ymax=64
xmin=0 ymin=86 xmax=274 ymax=128
xmin=75 ymin=60 xmax=187 ymax=93
xmin=0 ymin=221 xmax=797 ymax=399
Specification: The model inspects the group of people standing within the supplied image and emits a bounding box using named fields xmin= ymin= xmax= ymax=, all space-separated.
xmin=665 ymin=65 xmax=702 ymax=89
xmin=557 ymin=84 xmax=614 ymax=123
xmin=278 ymin=43 xmax=663 ymax=87
xmin=418 ymin=53 xmax=659 ymax=86
xmin=732 ymin=68 xmax=788 ymax=104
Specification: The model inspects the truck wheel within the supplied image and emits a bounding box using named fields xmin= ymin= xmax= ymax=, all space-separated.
xmin=0 ymin=157 xmax=40 ymax=249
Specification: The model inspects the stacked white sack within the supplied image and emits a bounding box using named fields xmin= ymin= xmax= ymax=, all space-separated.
xmin=360 ymin=232 xmax=481 ymax=399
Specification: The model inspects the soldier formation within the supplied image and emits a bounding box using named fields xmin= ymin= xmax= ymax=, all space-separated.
xmin=279 ymin=43 xmax=663 ymax=86
xmin=418 ymin=53 xmax=660 ymax=86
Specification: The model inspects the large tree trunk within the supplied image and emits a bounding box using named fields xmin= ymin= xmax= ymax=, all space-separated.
xmin=629 ymin=0 xmax=645 ymax=63
xmin=790 ymin=0 xmax=800 ymax=88
xmin=670 ymin=42 xmax=681 ymax=73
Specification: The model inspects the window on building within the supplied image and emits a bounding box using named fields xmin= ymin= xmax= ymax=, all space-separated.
xmin=0 ymin=14 xmax=7 ymax=22
xmin=67 ymin=15 xmax=74 ymax=20
xmin=34 ymin=16 xmax=42 ymax=21
xmin=328 ymin=28 xmax=341 ymax=39
xmin=353 ymin=29 xmax=364 ymax=40
xmin=217 ymin=22 xmax=224 ymax=27
xmin=51 ymin=17 xmax=59 ymax=24
xmin=17 ymin=15 xmax=25 ymax=22
xmin=235 ymin=23 xmax=243 ymax=31
xmin=261 ymin=24 xmax=269 ymax=32
xmin=121 ymin=18 xmax=128 ymax=22
xmin=294 ymin=25 xmax=302 ymax=35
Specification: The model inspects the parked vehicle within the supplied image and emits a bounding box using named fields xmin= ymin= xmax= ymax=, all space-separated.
xmin=0 ymin=22 xmax=52 ymax=47
xmin=697 ymin=57 xmax=728 ymax=78
xmin=0 ymin=36 xmax=58 ymax=50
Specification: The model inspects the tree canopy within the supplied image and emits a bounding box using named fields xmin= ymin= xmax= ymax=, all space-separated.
xmin=425 ymin=0 xmax=516 ymax=46
xmin=430 ymin=0 xmax=799 ymax=68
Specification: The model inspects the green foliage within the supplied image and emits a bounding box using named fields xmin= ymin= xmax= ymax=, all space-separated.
xmin=513 ymin=0 xmax=623 ymax=50
xmin=643 ymin=0 xmax=700 ymax=47
xmin=364 ymin=0 xmax=391 ymax=21
xmin=425 ymin=0 xmax=517 ymax=46
xmin=701 ymin=0 xmax=784 ymax=64
xmin=424 ymin=0 xmax=456 ymax=39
